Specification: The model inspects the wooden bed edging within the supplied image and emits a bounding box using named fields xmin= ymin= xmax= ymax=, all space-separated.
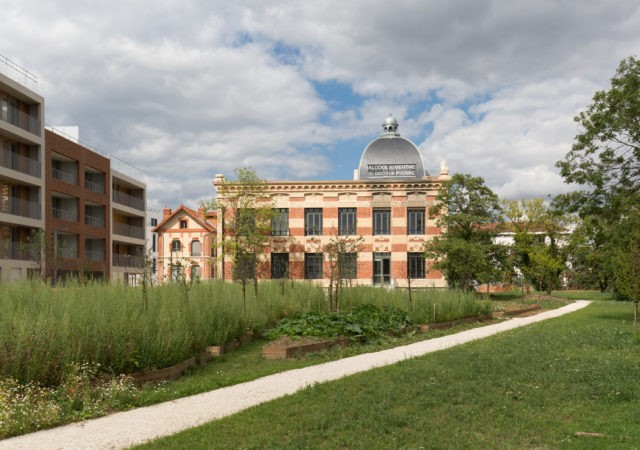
xmin=131 ymin=333 xmax=254 ymax=385
xmin=417 ymin=304 xmax=540 ymax=333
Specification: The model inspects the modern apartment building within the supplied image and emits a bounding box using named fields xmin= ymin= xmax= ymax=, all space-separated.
xmin=45 ymin=128 xmax=110 ymax=280
xmin=0 ymin=57 xmax=45 ymax=282
xmin=110 ymin=156 xmax=147 ymax=284
xmin=44 ymin=128 xmax=147 ymax=284
xmin=214 ymin=116 xmax=449 ymax=288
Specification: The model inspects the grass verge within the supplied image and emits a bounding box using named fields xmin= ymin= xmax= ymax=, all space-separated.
xmin=136 ymin=301 xmax=640 ymax=449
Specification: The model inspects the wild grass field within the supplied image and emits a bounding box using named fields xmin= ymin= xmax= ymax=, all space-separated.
xmin=0 ymin=280 xmax=491 ymax=438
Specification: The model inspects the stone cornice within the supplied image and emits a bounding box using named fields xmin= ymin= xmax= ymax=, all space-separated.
xmin=214 ymin=176 xmax=446 ymax=194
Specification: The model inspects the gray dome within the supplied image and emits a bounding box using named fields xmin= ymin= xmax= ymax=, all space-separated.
xmin=358 ymin=115 xmax=426 ymax=180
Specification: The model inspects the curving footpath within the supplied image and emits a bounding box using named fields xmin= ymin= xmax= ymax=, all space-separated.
xmin=1 ymin=300 xmax=591 ymax=450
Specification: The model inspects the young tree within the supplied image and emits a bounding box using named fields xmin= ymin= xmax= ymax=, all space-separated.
xmin=324 ymin=235 xmax=363 ymax=312
xmin=425 ymin=173 xmax=506 ymax=291
xmin=206 ymin=168 xmax=273 ymax=309
xmin=613 ymin=231 xmax=640 ymax=325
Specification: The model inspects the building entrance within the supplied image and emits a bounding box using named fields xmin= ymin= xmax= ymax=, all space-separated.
xmin=373 ymin=252 xmax=391 ymax=285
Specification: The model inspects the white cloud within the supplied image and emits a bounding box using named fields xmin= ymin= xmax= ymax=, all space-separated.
xmin=421 ymin=77 xmax=600 ymax=198
xmin=3 ymin=0 xmax=640 ymax=205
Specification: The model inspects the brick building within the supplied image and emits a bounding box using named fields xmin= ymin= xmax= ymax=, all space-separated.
xmin=152 ymin=205 xmax=216 ymax=281
xmin=44 ymin=128 xmax=147 ymax=283
xmin=214 ymin=115 xmax=449 ymax=288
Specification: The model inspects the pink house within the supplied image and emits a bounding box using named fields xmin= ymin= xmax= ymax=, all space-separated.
xmin=152 ymin=205 xmax=217 ymax=281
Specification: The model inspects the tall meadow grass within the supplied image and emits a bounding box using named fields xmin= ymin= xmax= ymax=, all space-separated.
xmin=342 ymin=286 xmax=491 ymax=323
xmin=1 ymin=280 xmax=483 ymax=387
xmin=0 ymin=280 xmax=324 ymax=386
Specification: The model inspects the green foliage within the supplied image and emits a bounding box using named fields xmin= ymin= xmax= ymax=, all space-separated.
xmin=556 ymin=56 xmax=640 ymax=217
xmin=502 ymin=198 xmax=568 ymax=293
xmin=426 ymin=173 xmax=506 ymax=290
xmin=555 ymin=56 xmax=640 ymax=294
xmin=263 ymin=304 xmax=412 ymax=340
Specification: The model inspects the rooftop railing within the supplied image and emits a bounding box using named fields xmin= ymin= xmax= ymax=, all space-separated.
xmin=0 ymin=55 xmax=38 ymax=92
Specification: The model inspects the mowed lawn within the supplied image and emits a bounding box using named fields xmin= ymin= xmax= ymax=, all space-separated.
xmin=138 ymin=301 xmax=640 ymax=449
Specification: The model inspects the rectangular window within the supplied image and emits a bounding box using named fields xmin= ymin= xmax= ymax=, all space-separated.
xmin=408 ymin=252 xmax=425 ymax=279
xmin=338 ymin=252 xmax=357 ymax=279
xmin=180 ymin=219 xmax=187 ymax=229
xmin=373 ymin=208 xmax=391 ymax=235
xmin=271 ymin=253 xmax=289 ymax=279
xmin=271 ymin=208 xmax=289 ymax=236
xmin=305 ymin=208 xmax=323 ymax=236
xmin=304 ymin=253 xmax=323 ymax=279
xmin=171 ymin=239 xmax=181 ymax=252
xmin=407 ymin=208 xmax=425 ymax=235
xmin=338 ymin=208 xmax=357 ymax=235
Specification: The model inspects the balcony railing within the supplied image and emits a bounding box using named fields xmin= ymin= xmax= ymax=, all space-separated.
xmin=113 ymin=253 xmax=143 ymax=268
xmin=112 ymin=189 xmax=145 ymax=211
xmin=85 ymin=179 xmax=104 ymax=193
xmin=86 ymin=250 xmax=105 ymax=262
xmin=0 ymin=241 xmax=38 ymax=261
xmin=52 ymin=207 xmax=77 ymax=222
xmin=0 ymin=197 xmax=41 ymax=220
xmin=52 ymin=167 xmax=77 ymax=184
xmin=85 ymin=214 xmax=105 ymax=227
xmin=112 ymin=222 xmax=144 ymax=239
xmin=59 ymin=246 xmax=77 ymax=260
xmin=1 ymin=148 xmax=41 ymax=177
xmin=0 ymin=106 xmax=41 ymax=136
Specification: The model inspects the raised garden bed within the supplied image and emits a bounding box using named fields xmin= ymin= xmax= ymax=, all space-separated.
xmin=417 ymin=304 xmax=540 ymax=332
xmin=262 ymin=336 xmax=350 ymax=360
xmin=131 ymin=333 xmax=253 ymax=385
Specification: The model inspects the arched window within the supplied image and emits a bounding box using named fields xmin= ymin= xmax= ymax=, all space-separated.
xmin=171 ymin=239 xmax=181 ymax=252
xmin=191 ymin=240 xmax=201 ymax=256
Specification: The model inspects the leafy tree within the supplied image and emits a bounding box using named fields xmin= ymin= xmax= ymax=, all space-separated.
xmin=425 ymin=173 xmax=506 ymax=291
xmin=502 ymin=198 xmax=568 ymax=294
xmin=556 ymin=56 xmax=640 ymax=217
xmin=562 ymin=216 xmax=615 ymax=291
xmin=206 ymin=168 xmax=273 ymax=309
xmin=555 ymin=56 xmax=640 ymax=295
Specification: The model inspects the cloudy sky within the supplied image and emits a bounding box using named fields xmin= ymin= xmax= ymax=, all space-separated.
xmin=4 ymin=1 xmax=639 ymax=208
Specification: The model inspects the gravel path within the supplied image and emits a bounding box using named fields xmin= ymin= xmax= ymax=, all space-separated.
xmin=1 ymin=300 xmax=590 ymax=450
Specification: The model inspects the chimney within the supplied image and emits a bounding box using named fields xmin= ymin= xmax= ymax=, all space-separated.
xmin=197 ymin=207 xmax=205 ymax=219
xmin=163 ymin=207 xmax=171 ymax=220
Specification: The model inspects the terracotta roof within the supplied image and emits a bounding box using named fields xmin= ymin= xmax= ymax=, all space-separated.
xmin=152 ymin=204 xmax=216 ymax=233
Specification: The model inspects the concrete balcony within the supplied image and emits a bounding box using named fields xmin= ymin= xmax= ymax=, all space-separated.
xmin=0 ymin=197 xmax=41 ymax=220
xmin=1 ymin=149 xmax=40 ymax=178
